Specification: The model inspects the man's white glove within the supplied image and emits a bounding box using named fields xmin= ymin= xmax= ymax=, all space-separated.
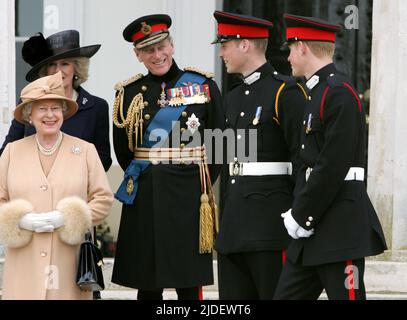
xmin=19 ymin=211 xmax=64 ymax=233
xmin=296 ymin=226 xmax=314 ymax=238
xmin=281 ymin=209 xmax=314 ymax=239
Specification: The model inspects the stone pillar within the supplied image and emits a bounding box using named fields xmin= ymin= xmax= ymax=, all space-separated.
xmin=0 ymin=0 xmax=16 ymax=149
xmin=368 ymin=0 xmax=407 ymax=258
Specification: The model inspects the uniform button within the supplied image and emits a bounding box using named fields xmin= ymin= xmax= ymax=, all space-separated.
xmin=237 ymin=135 xmax=242 ymax=140
xmin=182 ymin=111 xmax=188 ymax=117
xmin=41 ymin=251 xmax=47 ymax=257
xmin=245 ymin=90 xmax=250 ymax=95
xmin=180 ymin=143 xmax=186 ymax=148
xmin=301 ymin=144 xmax=305 ymax=150
xmin=144 ymin=101 xmax=149 ymax=107
xmin=308 ymin=96 xmax=312 ymax=101
xmin=231 ymin=179 xmax=236 ymax=184
xmin=273 ymin=71 xmax=278 ymax=75
xmin=142 ymin=85 xmax=148 ymax=92
xmin=303 ymin=121 xmax=306 ymax=125
xmin=144 ymin=114 xmax=151 ymax=120
xmin=240 ymin=112 xmax=245 ymax=117
xmin=306 ymin=221 xmax=312 ymax=227
xmin=40 ymin=185 xmax=48 ymax=191
xmin=181 ymin=128 xmax=186 ymax=133
xmin=226 ymin=118 xmax=228 ymax=123
xmin=308 ymin=216 xmax=314 ymax=222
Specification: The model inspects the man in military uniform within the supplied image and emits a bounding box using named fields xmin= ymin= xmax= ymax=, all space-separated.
xmin=111 ymin=14 xmax=225 ymax=300
xmin=274 ymin=14 xmax=387 ymax=300
xmin=212 ymin=11 xmax=307 ymax=299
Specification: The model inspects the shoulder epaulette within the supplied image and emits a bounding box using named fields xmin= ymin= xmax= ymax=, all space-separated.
xmin=114 ymin=73 xmax=144 ymax=91
xmin=184 ymin=67 xmax=214 ymax=79
xmin=272 ymin=71 xmax=299 ymax=88
xmin=326 ymin=73 xmax=349 ymax=88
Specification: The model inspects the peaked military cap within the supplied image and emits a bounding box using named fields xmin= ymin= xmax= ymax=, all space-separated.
xmin=123 ymin=14 xmax=172 ymax=49
xmin=212 ymin=10 xmax=273 ymax=44
xmin=283 ymin=14 xmax=342 ymax=46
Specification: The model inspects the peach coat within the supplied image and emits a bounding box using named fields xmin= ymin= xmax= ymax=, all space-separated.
xmin=0 ymin=134 xmax=113 ymax=299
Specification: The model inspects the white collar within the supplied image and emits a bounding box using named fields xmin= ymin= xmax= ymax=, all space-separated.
xmin=306 ymin=75 xmax=320 ymax=90
xmin=244 ymin=72 xmax=261 ymax=85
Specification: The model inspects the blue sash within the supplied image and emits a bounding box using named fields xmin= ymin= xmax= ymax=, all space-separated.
xmin=115 ymin=71 xmax=206 ymax=204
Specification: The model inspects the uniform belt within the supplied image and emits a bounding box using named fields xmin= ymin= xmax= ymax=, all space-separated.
xmin=229 ymin=160 xmax=292 ymax=176
xmin=305 ymin=167 xmax=365 ymax=182
xmin=134 ymin=146 xmax=206 ymax=164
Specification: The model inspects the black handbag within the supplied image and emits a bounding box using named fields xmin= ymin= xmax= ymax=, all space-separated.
xmin=76 ymin=231 xmax=105 ymax=292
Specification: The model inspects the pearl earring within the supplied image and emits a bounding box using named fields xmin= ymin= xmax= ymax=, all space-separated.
xmin=29 ymin=120 xmax=33 ymax=125
xmin=74 ymin=75 xmax=79 ymax=80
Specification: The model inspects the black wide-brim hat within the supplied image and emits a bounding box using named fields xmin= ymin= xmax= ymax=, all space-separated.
xmin=123 ymin=14 xmax=172 ymax=49
xmin=23 ymin=30 xmax=101 ymax=82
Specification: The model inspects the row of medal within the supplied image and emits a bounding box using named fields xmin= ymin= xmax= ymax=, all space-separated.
xmin=158 ymin=83 xmax=211 ymax=107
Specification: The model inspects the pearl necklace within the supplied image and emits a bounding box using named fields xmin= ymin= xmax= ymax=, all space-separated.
xmin=35 ymin=132 xmax=63 ymax=156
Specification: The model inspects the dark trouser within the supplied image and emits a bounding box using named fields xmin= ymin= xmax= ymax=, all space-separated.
xmin=218 ymin=250 xmax=286 ymax=300
xmin=137 ymin=287 xmax=200 ymax=300
xmin=274 ymin=258 xmax=366 ymax=300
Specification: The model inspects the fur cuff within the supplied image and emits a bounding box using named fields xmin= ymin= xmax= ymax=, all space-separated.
xmin=0 ymin=199 xmax=34 ymax=248
xmin=57 ymin=197 xmax=91 ymax=245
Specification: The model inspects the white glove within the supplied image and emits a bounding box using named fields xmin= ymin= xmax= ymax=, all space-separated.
xmin=281 ymin=209 xmax=315 ymax=239
xmin=19 ymin=211 xmax=64 ymax=233
xmin=281 ymin=209 xmax=300 ymax=239
xmin=296 ymin=226 xmax=314 ymax=238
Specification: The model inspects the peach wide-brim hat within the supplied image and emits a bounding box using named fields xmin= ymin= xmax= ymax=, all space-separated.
xmin=14 ymin=71 xmax=78 ymax=124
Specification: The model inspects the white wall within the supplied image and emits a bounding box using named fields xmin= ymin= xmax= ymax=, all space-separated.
xmin=0 ymin=0 xmax=16 ymax=145
xmin=368 ymin=0 xmax=407 ymax=250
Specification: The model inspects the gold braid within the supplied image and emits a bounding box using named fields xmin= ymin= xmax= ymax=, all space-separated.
xmin=113 ymin=88 xmax=145 ymax=152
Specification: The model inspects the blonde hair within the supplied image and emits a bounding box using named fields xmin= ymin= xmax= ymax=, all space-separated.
xmin=250 ymin=38 xmax=269 ymax=53
xmin=38 ymin=57 xmax=90 ymax=89
xmin=21 ymin=100 xmax=68 ymax=123
xmin=305 ymin=41 xmax=335 ymax=58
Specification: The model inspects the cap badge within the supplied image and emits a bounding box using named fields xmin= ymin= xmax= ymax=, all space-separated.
xmin=141 ymin=22 xmax=152 ymax=35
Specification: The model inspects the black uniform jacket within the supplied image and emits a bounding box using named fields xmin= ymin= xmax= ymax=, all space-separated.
xmin=288 ymin=63 xmax=387 ymax=266
xmin=111 ymin=62 xmax=225 ymax=289
xmin=215 ymin=62 xmax=307 ymax=254
xmin=0 ymin=86 xmax=112 ymax=171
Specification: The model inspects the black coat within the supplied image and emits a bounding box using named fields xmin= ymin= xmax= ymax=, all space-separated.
xmin=215 ymin=62 xmax=306 ymax=254
xmin=288 ymin=63 xmax=387 ymax=266
xmin=111 ymin=62 xmax=225 ymax=289
xmin=0 ymin=86 xmax=112 ymax=171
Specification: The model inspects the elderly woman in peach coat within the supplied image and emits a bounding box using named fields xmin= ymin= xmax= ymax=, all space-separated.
xmin=0 ymin=72 xmax=113 ymax=300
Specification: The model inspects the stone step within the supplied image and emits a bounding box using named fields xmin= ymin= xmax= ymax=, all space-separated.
xmin=2 ymin=255 xmax=407 ymax=299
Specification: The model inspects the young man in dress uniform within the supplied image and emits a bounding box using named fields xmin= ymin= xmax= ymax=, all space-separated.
xmin=274 ymin=14 xmax=387 ymax=300
xmin=212 ymin=11 xmax=307 ymax=299
xmin=111 ymin=14 xmax=225 ymax=300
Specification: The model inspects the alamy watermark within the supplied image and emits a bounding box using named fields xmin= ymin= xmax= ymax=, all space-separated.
xmin=344 ymin=5 xmax=359 ymax=30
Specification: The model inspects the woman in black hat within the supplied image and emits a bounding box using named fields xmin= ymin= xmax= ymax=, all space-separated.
xmin=0 ymin=30 xmax=112 ymax=172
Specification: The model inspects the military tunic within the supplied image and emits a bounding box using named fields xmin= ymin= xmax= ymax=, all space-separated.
xmin=111 ymin=61 xmax=225 ymax=289
xmin=287 ymin=63 xmax=387 ymax=266
xmin=216 ymin=62 xmax=306 ymax=254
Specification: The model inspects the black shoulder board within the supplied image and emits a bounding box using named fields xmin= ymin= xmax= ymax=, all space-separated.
xmin=272 ymin=71 xmax=299 ymax=89
xmin=326 ymin=73 xmax=350 ymax=88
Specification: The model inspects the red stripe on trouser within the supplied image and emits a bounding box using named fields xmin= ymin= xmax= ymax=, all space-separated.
xmin=346 ymin=260 xmax=356 ymax=300
xmin=199 ymin=287 xmax=203 ymax=300
xmin=282 ymin=250 xmax=286 ymax=267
